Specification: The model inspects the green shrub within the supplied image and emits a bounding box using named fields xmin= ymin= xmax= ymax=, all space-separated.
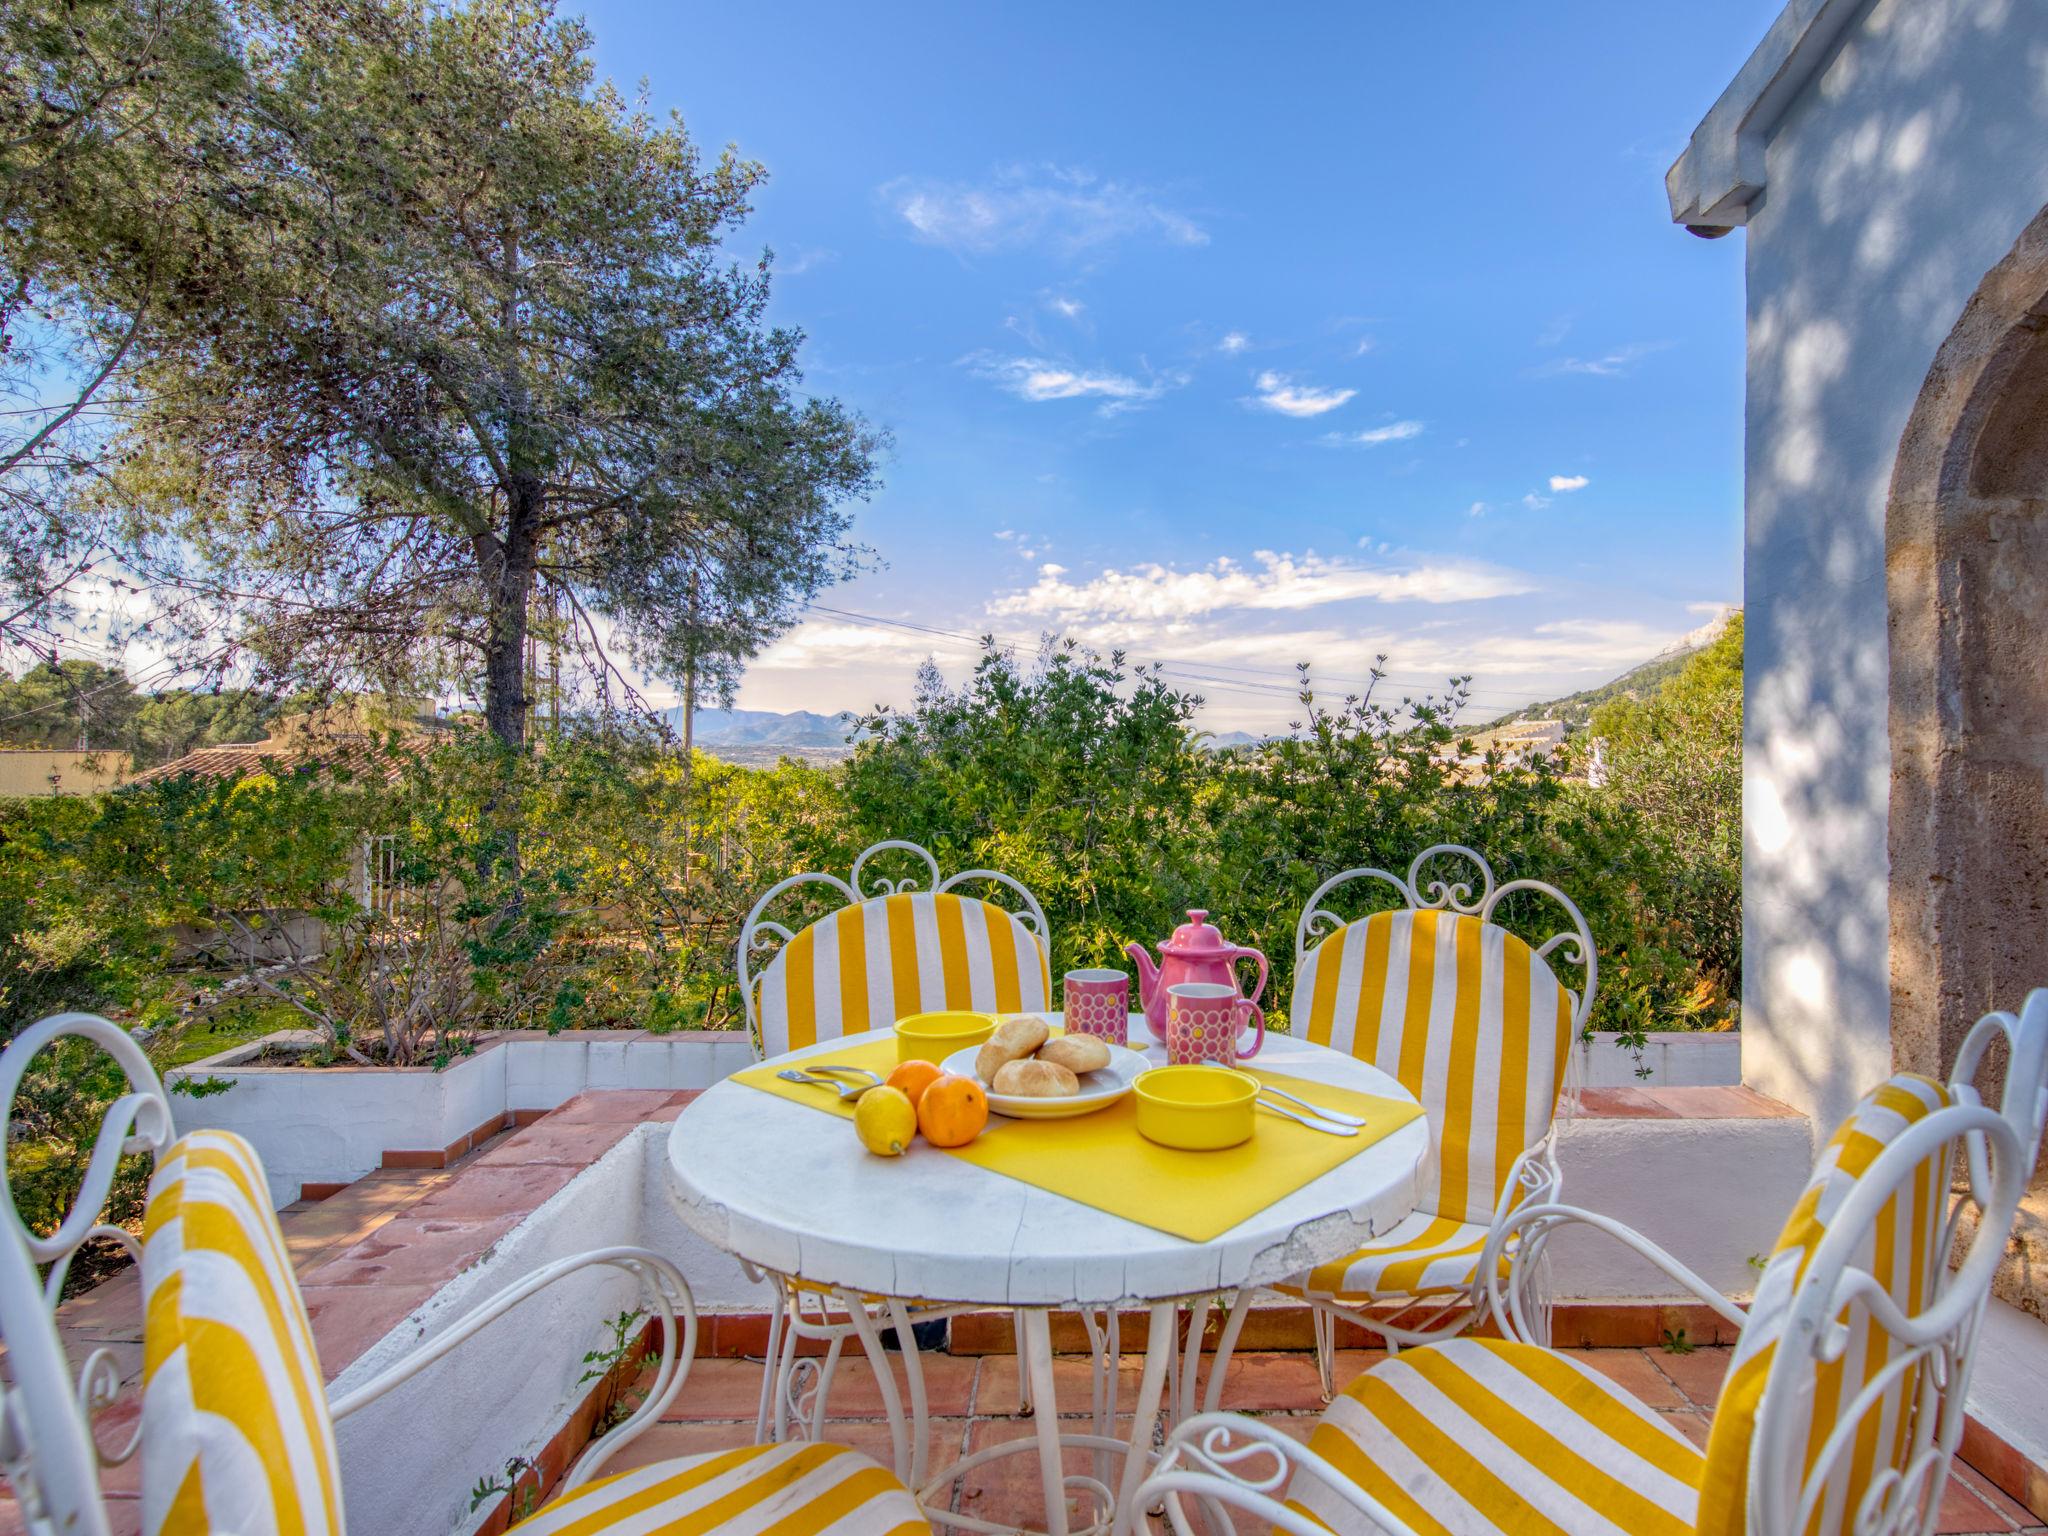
xmin=3 ymin=630 xmax=1742 ymax=1241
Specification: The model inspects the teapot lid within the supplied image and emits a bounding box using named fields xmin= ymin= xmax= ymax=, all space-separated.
xmin=1163 ymin=909 xmax=1232 ymax=956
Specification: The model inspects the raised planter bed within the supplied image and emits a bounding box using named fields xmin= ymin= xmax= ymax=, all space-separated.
xmin=168 ymin=1028 xmax=757 ymax=1206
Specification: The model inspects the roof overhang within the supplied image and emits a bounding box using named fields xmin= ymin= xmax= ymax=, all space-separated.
xmin=1666 ymin=0 xmax=1868 ymax=233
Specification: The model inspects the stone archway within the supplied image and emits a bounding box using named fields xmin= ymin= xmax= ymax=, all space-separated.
xmin=1888 ymin=205 xmax=2048 ymax=1086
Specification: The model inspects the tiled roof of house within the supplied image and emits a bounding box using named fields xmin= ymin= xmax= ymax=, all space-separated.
xmin=126 ymin=733 xmax=414 ymax=787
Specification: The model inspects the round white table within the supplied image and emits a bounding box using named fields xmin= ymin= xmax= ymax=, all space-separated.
xmin=663 ymin=1013 xmax=1424 ymax=1536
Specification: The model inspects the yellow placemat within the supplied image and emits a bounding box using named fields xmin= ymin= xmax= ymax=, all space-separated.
xmin=730 ymin=1036 xmax=1422 ymax=1242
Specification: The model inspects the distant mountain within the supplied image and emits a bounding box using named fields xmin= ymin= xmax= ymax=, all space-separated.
xmin=659 ymin=705 xmax=858 ymax=748
xmin=1483 ymin=608 xmax=1736 ymax=733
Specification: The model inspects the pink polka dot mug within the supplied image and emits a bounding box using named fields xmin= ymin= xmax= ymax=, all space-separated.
xmin=1164 ymin=981 xmax=1265 ymax=1067
xmin=1062 ymin=968 xmax=1131 ymax=1045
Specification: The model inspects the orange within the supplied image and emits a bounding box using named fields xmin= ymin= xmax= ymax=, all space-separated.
xmin=916 ymin=1072 xmax=989 ymax=1148
xmin=885 ymin=1059 xmax=944 ymax=1108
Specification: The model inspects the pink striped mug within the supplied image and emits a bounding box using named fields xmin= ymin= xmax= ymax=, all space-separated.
xmin=1165 ymin=981 xmax=1265 ymax=1066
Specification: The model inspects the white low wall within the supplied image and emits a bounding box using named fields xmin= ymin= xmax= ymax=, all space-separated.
xmin=1545 ymin=1104 xmax=1811 ymax=1299
xmin=1577 ymin=1030 xmax=1742 ymax=1088
xmin=168 ymin=1030 xmax=758 ymax=1206
xmin=168 ymin=1042 xmax=509 ymax=1206
xmin=327 ymin=1126 xmax=772 ymax=1536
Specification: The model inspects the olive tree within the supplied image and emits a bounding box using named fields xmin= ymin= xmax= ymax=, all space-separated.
xmin=114 ymin=0 xmax=878 ymax=745
xmin=1 ymin=0 xmax=244 ymax=664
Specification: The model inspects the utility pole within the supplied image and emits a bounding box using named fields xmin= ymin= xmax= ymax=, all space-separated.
xmin=681 ymin=569 xmax=700 ymax=758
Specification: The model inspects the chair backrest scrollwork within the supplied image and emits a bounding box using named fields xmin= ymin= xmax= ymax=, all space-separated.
xmin=738 ymin=840 xmax=1053 ymax=1059
xmin=1293 ymin=843 xmax=1597 ymax=1032
xmin=0 ymin=1012 xmax=177 ymax=1536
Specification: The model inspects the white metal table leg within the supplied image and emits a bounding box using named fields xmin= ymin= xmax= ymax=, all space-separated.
xmin=1110 ymin=1302 xmax=1176 ymax=1536
xmin=1021 ymin=1308 xmax=1071 ymax=1536
xmin=1014 ymin=1308 xmax=1034 ymax=1411
xmin=1176 ymin=1295 xmax=1211 ymax=1423
xmin=771 ymin=1293 xmax=804 ymax=1442
xmin=756 ymin=1278 xmax=788 ymax=1443
xmin=1080 ymin=1307 xmax=1126 ymax=1501
xmin=1203 ymin=1290 xmax=1254 ymax=1413
xmin=886 ymin=1297 xmax=932 ymax=1490
xmin=838 ymin=1288 xmax=913 ymax=1484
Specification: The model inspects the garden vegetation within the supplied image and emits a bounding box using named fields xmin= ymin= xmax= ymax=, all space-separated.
xmin=0 ymin=623 xmax=1742 ymax=1240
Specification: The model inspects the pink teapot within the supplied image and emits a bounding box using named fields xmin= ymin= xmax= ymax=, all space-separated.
xmin=1127 ymin=910 xmax=1269 ymax=1037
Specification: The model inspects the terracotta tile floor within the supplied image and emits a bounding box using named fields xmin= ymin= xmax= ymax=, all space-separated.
xmin=601 ymin=1345 xmax=2046 ymax=1536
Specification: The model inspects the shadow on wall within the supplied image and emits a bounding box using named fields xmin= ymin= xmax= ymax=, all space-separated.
xmin=1734 ymin=0 xmax=2048 ymax=1133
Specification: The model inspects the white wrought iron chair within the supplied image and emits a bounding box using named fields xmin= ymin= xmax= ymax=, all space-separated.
xmin=737 ymin=839 xmax=1055 ymax=1434
xmin=1204 ymin=844 xmax=1596 ymax=1401
xmin=1141 ymin=990 xmax=2048 ymax=1536
xmin=0 ymin=1011 xmax=929 ymax=1536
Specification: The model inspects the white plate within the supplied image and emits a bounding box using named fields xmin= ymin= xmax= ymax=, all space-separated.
xmin=940 ymin=1038 xmax=1151 ymax=1120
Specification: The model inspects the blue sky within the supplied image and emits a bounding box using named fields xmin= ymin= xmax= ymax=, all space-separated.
xmin=578 ymin=1 xmax=1777 ymax=731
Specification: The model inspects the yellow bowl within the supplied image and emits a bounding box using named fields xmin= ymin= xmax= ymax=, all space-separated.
xmin=1134 ymin=1066 xmax=1259 ymax=1150
xmin=894 ymin=1010 xmax=996 ymax=1064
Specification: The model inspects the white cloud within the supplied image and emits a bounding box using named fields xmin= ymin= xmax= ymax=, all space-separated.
xmin=880 ymin=166 xmax=1207 ymax=256
xmin=780 ymin=247 xmax=838 ymax=276
xmin=1467 ymin=501 xmax=1489 ymax=517
xmin=1377 ymin=618 xmax=1693 ymax=681
xmin=1325 ymin=419 xmax=1424 ymax=447
xmin=1219 ymin=331 xmax=1251 ymax=354
xmin=1353 ymin=336 xmax=1378 ymax=356
xmin=751 ymin=621 xmax=971 ymax=672
xmin=1249 ymin=370 xmax=1356 ymax=418
xmin=995 ymin=528 xmax=1048 ymax=559
xmin=1521 ymin=492 xmax=1552 ymax=511
xmin=1548 ymin=474 xmax=1590 ymax=492
xmin=1535 ymin=342 xmax=1670 ymax=378
xmin=990 ymin=549 xmax=1534 ymax=624
xmin=1046 ymin=294 xmax=1086 ymax=320
xmin=967 ymin=353 xmax=1178 ymax=415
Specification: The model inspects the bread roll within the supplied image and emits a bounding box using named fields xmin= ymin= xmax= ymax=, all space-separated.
xmin=992 ymin=1058 xmax=1080 ymax=1097
xmin=1038 ymin=1034 xmax=1112 ymax=1075
xmin=974 ymin=1015 xmax=1050 ymax=1082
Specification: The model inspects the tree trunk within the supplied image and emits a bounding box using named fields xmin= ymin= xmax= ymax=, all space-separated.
xmin=480 ymin=485 xmax=540 ymax=749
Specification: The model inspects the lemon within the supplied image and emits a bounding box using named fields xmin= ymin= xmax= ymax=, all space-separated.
xmin=854 ymin=1085 xmax=917 ymax=1157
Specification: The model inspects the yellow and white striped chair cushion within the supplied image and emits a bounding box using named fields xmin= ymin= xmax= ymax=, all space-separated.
xmin=1290 ymin=1337 xmax=1703 ymax=1536
xmin=755 ymin=891 xmax=1051 ymax=1057
xmin=1293 ymin=909 xmax=1573 ymax=1226
xmin=510 ymin=1440 xmax=929 ymax=1536
xmin=1273 ymin=1211 xmax=1499 ymax=1301
xmin=1694 ymin=1073 xmax=1954 ymax=1536
xmin=140 ymin=1130 xmax=344 ymax=1536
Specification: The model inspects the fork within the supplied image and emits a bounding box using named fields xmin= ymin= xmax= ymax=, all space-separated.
xmin=776 ymin=1065 xmax=883 ymax=1100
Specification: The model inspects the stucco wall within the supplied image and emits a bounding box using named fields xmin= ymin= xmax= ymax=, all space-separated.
xmin=0 ymin=749 xmax=130 ymax=796
xmin=1735 ymin=0 xmax=2048 ymax=1133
